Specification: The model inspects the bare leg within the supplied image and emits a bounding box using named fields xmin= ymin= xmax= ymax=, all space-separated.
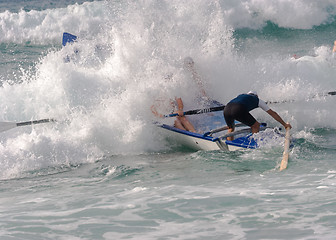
xmin=174 ymin=119 xmax=186 ymax=131
xmin=227 ymin=127 xmax=235 ymax=141
xmin=175 ymin=116 xmax=196 ymax=133
xmin=251 ymin=121 xmax=260 ymax=133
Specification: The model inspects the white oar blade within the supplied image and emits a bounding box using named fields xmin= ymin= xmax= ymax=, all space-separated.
xmin=280 ymin=127 xmax=291 ymax=171
xmin=0 ymin=122 xmax=17 ymax=133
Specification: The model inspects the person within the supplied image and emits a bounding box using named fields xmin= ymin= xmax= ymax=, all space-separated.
xmin=183 ymin=57 xmax=208 ymax=100
xmin=151 ymin=96 xmax=196 ymax=132
xmin=223 ymin=91 xmax=292 ymax=140
xmin=173 ymin=97 xmax=197 ymax=132
xmin=182 ymin=57 xmax=226 ymax=132
xmin=151 ymin=57 xmax=213 ymax=133
xmin=333 ymin=40 xmax=336 ymax=53
xmin=151 ymin=72 xmax=197 ymax=133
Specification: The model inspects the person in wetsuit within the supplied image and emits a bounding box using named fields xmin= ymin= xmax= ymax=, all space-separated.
xmin=224 ymin=91 xmax=292 ymax=140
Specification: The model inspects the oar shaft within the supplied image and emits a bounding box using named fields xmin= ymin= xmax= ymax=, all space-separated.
xmin=218 ymin=124 xmax=267 ymax=139
xmin=204 ymin=123 xmax=245 ymax=136
xmin=0 ymin=118 xmax=56 ymax=133
xmin=267 ymin=90 xmax=336 ymax=104
xmin=16 ymin=119 xmax=56 ymax=127
xmin=220 ymin=128 xmax=252 ymax=138
xmin=165 ymin=105 xmax=225 ymax=117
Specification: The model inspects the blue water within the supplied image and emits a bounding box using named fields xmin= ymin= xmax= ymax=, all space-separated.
xmin=1 ymin=0 xmax=336 ymax=239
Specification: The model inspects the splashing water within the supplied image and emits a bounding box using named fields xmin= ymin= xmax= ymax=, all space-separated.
xmin=0 ymin=0 xmax=335 ymax=179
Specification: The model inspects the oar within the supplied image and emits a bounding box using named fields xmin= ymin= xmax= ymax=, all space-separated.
xmin=62 ymin=32 xmax=77 ymax=46
xmin=218 ymin=124 xmax=268 ymax=140
xmin=280 ymin=126 xmax=291 ymax=171
xmin=317 ymin=90 xmax=336 ymax=97
xmin=164 ymin=105 xmax=225 ymax=117
xmin=204 ymin=122 xmax=268 ymax=136
xmin=219 ymin=128 xmax=252 ymax=139
xmin=0 ymin=119 xmax=56 ymax=133
xmin=266 ymin=90 xmax=336 ymax=104
xmin=164 ymin=90 xmax=336 ymax=117
xmin=203 ymin=123 xmax=245 ymax=136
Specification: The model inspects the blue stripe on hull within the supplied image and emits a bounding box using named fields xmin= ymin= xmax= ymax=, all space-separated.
xmin=160 ymin=124 xmax=215 ymax=141
xmin=159 ymin=124 xmax=257 ymax=150
xmin=225 ymin=134 xmax=258 ymax=149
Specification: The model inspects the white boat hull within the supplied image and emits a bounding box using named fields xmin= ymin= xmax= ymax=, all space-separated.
xmin=162 ymin=125 xmax=228 ymax=151
xmin=159 ymin=124 xmax=261 ymax=151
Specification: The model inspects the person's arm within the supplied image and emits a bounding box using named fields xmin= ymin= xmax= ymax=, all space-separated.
xmin=191 ymin=70 xmax=207 ymax=98
xmin=151 ymin=104 xmax=163 ymax=118
xmin=184 ymin=57 xmax=208 ymax=99
xmin=266 ymin=109 xmax=292 ymax=129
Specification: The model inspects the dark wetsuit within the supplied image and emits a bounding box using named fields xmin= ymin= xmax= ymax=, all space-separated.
xmin=224 ymin=94 xmax=269 ymax=128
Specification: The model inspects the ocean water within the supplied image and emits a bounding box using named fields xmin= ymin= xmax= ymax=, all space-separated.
xmin=1 ymin=0 xmax=336 ymax=239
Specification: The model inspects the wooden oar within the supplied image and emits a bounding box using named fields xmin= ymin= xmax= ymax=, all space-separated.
xmin=280 ymin=126 xmax=291 ymax=171
xmin=0 ymin=119 xmax=56 ymax=133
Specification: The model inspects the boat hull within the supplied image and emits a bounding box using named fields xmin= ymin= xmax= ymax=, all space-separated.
xmin=159 ymin=124 xmax=259 ymax=151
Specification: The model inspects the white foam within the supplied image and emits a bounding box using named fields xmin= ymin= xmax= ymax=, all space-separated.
xmin=1 ymin=0 xmax=335 ymax=46
xmin=220 ymin=0 xmax=336 ymax=30
xmin=0 ymin=1 xmax=109 ymax=43
xmin=0 ymin=1 xmax=336 ymax=179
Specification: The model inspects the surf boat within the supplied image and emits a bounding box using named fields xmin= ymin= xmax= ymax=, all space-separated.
xmin=156 ymin=104 xmax=287 ymax=151
xmin=158 ymin=122 xmax=279 ymax=151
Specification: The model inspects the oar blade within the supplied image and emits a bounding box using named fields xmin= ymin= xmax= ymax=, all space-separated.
xmin=62 ymin=32 xmax=77 ymax=46
xmin=280 ymin=127 xmax=291 ymax=171
xmin=0 ymin=122 xmax=17 ymax=133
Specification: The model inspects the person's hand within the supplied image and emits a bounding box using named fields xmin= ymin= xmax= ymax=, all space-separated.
xmin=183 ymin=57 xmax=194 ymax=69
xmin=284 ymin=123 xmax=292 ymax=129
xmin=177 ymin=109 xmax=184 ymax=117
xmin=151 ymin=105 xmax=163 ymax=118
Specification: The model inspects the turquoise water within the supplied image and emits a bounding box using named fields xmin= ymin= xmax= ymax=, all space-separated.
xmin=1 ymin=0 xmax=336 ymax=239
